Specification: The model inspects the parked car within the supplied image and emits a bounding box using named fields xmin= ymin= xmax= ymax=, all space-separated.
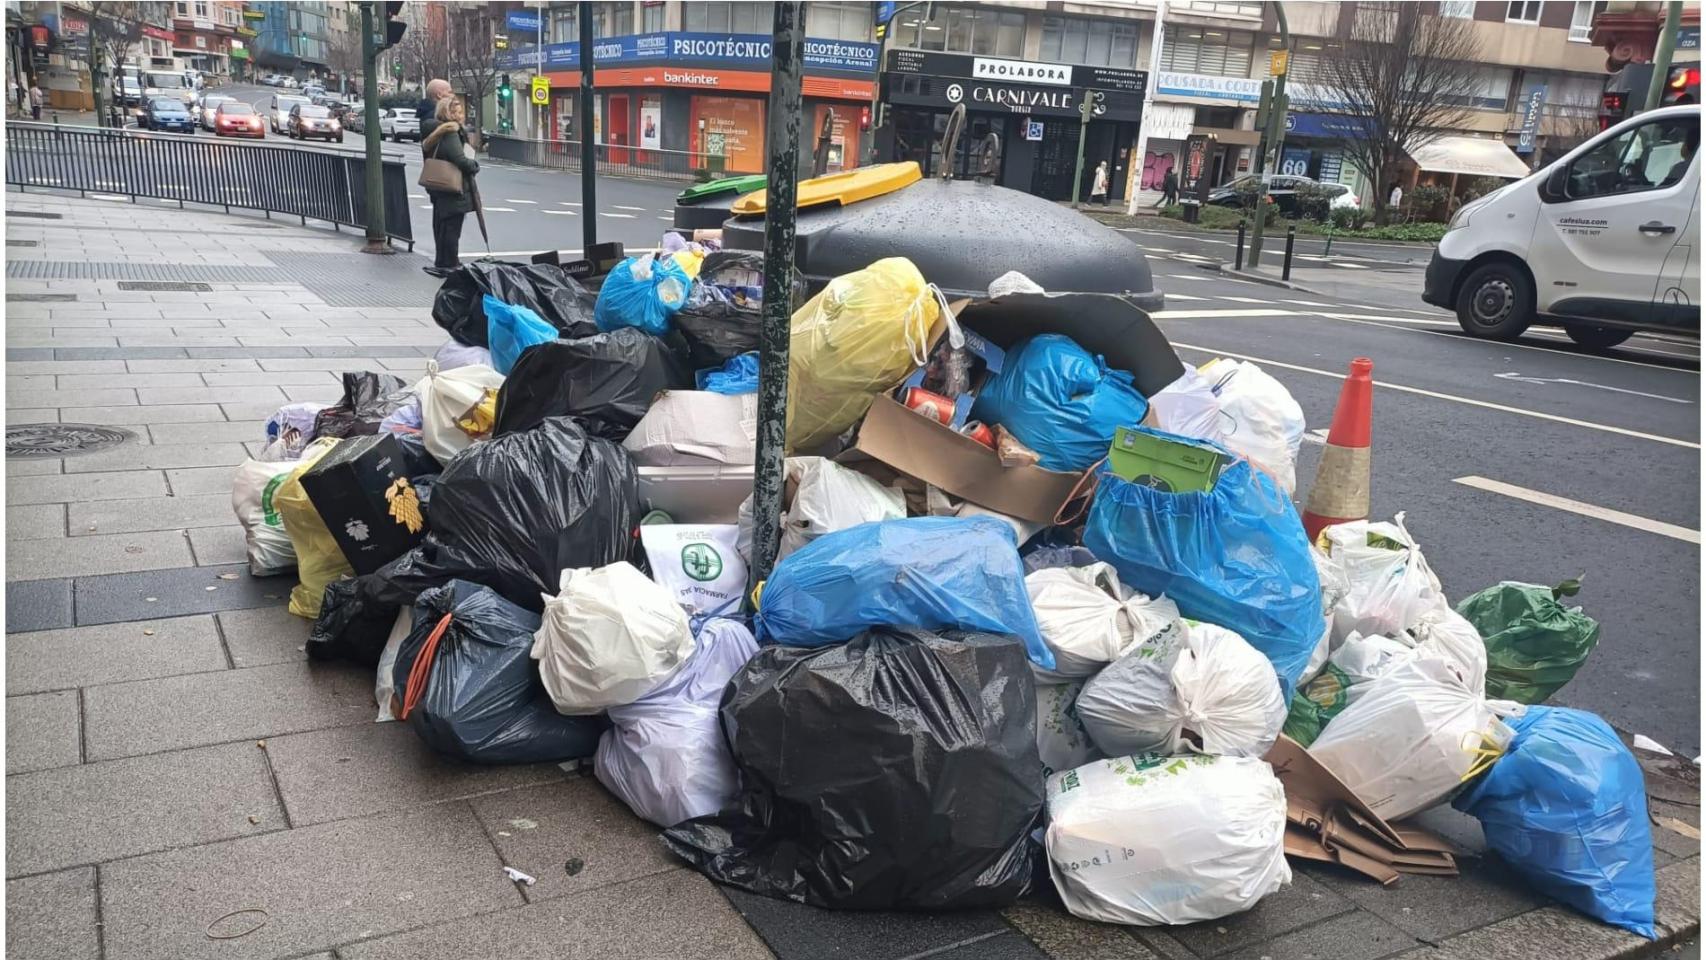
xmin=1207 ymin=174 xmax=1359 ymax=219
xmin=1424 ymin=103 xmax=1700 ymax=348
xmin=269 ymin=93 xmax=310 ymax=134
xmin=281 ymin=76 xmax=300 ymax=89
xmin=141 ymin=97 xmax=196 ymax=134
xmin=197 ymin=94 xmax=233 ymax=130
xmin=343 ymin=104 xmax=365 ymax=133
xmin=214 ymin=101 xmax=265 ymax=139
xmin=303 ymin=84 xmax=325 ymax=100
xmin=287 ymin=103 xmax=343 ymax=142
xmin=260 ymin=73 xmax=280 ymax=86
xmin=378 ymin=107 xmax=419 ymax=142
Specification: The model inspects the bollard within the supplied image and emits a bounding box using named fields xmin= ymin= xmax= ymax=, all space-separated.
xmin=1323 ymin=223 xmax=1334 ymax=258
xmin=1235 ymin=219 xmax=1246 ymax=271
xmin=1282 ymin=224 xmax=1296 ymax=282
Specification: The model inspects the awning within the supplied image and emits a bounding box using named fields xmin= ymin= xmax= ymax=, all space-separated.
xmin=1406 ymin=135 xmax=1532 ymax=179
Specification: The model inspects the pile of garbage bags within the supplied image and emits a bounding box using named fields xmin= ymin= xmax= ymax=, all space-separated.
xmin=225 ymin=235 xmax=1648 ymax=941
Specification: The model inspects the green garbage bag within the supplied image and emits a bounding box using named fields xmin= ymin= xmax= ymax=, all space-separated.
xmin=1456 ymin=578 xmax=1599 ymax=704
xmin=1282 ymin=694 xmax=1328 ymax=746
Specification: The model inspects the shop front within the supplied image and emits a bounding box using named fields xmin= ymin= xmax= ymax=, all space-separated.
xmin=879 ymin=51 xmax=1146 ymax=202
xmin=1278 ymin=112 xmax=1370 ymax=195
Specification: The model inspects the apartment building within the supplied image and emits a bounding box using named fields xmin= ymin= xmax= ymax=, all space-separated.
xmin=170 ymin=0 xmax=244 ymax=79
xmin=250 ymin=0 xmax=332 ymax=80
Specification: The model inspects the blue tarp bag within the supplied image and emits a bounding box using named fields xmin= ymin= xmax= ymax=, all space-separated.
xmin=1083 ymin=447 xmax=1320 ymax=697
xmin=484 ymin=294 xmax=558 ymax=375
xmin=754 ymin=516 xmax=1054 ymax=672
xmin=594 ymin=254 xmax=691 ymax=337
xmin=970 ymin=334 xmax=1149 ymax=471
xmin=1454 ymin=706 xmax=1656 ymax=939
xmin=696 ymin=351 xmax=759 ymax=395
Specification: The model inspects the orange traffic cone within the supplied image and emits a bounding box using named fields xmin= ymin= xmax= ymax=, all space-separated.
xmin=1302 ymin=358 xmax=1373 ymax=541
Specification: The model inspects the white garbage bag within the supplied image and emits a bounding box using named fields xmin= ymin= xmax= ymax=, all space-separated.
xmin=231 ymin=457 xmax=302 ymax=576
xmin=1407 ymin=606 xmax=1489 ymax=694
xmin=373 ymin=607 xmax=412 ymax=722
xmin=595 ymin=617 xmax=758 ymax=826
xmin=1199 ymin=358 xmax=1305 ymax=494
xmin=1299 ymin=618 xmax=1332 ymax=687
xmin=1025 ymin=562 xmax=1181 ymax=681
xmin=1077 ymin=621 xmax=1285 ymax=759
xmin=260 ymin=401 xmax=330 ymax=462
xmin=1318 ymin=514 xmax=1448 ymax=645
xmin=1308 ymin=657 xmax=1518 ymax=820
xmin=1146 ymin=367 xmax=1227 ymax=444
xmin=622 ymin=391 xmax=758 ymax=467
xmin=433 ymin=340 xmax=493 ymax=372
xmin=639 ymin=524 xmax=746 ymax=615
xmin=532 ymin=562 xmax=695 ymax=715
xmin=1036 ymin=679 xmax=1100 ymax=778
xmin=737 ymin=456 xmax=904 ymax=564
xmin=417 ymin=361 xmax=504 ymax=463
xmin=1045 ymin=754 xmax=1291 ymax=926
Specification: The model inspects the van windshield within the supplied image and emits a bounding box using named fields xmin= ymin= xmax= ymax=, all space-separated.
xmin=146 ymin=73 xmax=184 ymax=89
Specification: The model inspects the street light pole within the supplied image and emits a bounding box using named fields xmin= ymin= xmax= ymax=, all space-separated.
xmin=1247 ymin=0 xmax=1289 ymax=268
xmin=359 ymin=1 xmax=388 ymax=254
xmin=1644 ymin=0 xmax=1684 ymax=112
xmin=1126 ymin=0 xmax=1167 ymax=215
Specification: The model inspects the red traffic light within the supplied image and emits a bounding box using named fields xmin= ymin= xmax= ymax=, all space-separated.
xmin=1668 ymin=66 xmax=1699 ymax=90
xmin=859 ymin=106 xmax=871 ymax=130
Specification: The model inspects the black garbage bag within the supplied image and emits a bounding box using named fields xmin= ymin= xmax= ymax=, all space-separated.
xmin=393 ymin=580 xmax=606 ymax=764
xmin=432 ymin=261 xmax=598 ymax=348
xmin=493 ymin=327 xmax=692 ymax=441
xmin=308 ymin=541 xmax=464 ymax=664
xmin=314 ymin=372 xmax=414 ymax=439
xmin=676 ymin=251 xmax=805 ymax=371
xmin=662 ymin=626 xmax=1043 ymax=911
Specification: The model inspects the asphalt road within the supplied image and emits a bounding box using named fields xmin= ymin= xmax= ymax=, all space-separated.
xmin=1138 ymin=240 xmax=1701 ymax=755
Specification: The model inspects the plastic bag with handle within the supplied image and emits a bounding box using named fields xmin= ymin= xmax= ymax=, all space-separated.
xmin=417 ymin=361 xmax=504 ymax=463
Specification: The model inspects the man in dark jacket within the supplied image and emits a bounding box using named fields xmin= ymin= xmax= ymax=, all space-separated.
xmin=416 ymin=78 xmax=451 ymax=144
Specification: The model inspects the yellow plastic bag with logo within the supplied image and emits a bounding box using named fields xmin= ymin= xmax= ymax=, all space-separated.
xmin=276 ymin=437 xmax=349 ymax=619
xmin=786 ymin=257 xmax=942 ymax=452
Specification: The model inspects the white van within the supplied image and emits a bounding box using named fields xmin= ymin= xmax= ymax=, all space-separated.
xmin=1423 ymin=103 xmax=1699 ymax=348
xmin=269 ymin=93 xmax=310 ymax=134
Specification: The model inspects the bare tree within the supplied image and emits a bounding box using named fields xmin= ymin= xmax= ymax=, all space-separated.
xmin=325 ymin=23 xmax=365 ymax=95
xmin=444 ymin=8 xmax=500 ymax=131
xmin=1309 ymin=3 xmax=1484 ymax=224
xmin=89 ymin=1 xmax=146 ymax=125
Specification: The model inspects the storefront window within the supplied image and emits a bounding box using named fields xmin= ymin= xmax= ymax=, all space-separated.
xmin=1042 ymin=17 xmax=1139 ymax=67
xmin=691 ymin=95 xmax=766 ymax=174
xmin=894 ymin=7 xmax=1023 ymax=57
xmin=683 ymin=2 xmax=770 ymax=34
xmin=1161 ymin=25 xmax=1253 ymax=77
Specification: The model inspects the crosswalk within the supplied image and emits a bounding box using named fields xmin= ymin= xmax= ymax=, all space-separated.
xmin=1130 ymin=239 xmax=1402 ymax=271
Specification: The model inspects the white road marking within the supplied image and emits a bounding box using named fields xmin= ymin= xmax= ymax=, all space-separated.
xmin=658 ymin=215 xmax=673 ymax=220
xmin=504 ymin=198 xmax=538 ymax=204
xmin=1169 ymin=341 xmax=1701 ymax=449
xmin=1172 ymin=252 xmax=1216 ymax=261
xmin=1330 ymin=261 xmax=1368 ymax=269
xmin=1309 ymin=313 xmax=1699 ymax=372
xmin=1453 ymin=476 xmax=1700 ymax=544
xmin=1317 ymin=312 xmax=1459 ymax=328
xmin=90 ymin=193 xmax=129 ymax=201
xmin=1493 ymin=371 xmax=1691 ymax=404
xmin=1162 ymin=292 xmax=1209 ymax=301
xmin=481 ymin=206 xmax=516 ymax=212
xmin=1301 ymin=428 xmax=1330 ymax=446
xmin=1217 ymin=295 xmax=1274 ymax=304
xmin=613 ymin=204 xmax=647 ymax=211
xmin=599 ymin=212 xmax=636 ymax=218
xmin=1142 ymin=247 xmax=1175 ymax=254
xmin=1281 ymin=299 xmax=1332 ymax=307
xmin=1154 ymin=308 xmax=1296 ymax=319
xmin=408 ymin=193 xmax=426 ymax=199
xmin=418 ymin=204 xmax=433 ymax=210
xmin=557 ymin=201 xmax=581 ymax=206
xmin=541 ymin=209 xmax=578 ymax=215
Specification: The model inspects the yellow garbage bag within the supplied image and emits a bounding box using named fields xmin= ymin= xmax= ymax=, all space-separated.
xmin=276 ymin=437 xmax=350 ymax=619
xmin=787 ymin=257 xmax=940 ymax=452
xmin=669 ymin=249 xmax=705 ymax=280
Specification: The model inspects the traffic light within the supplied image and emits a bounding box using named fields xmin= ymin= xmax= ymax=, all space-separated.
xmin=1662 ymin=64 xmax=1700 ymax=106
xmin=379 ymin=0 xmax=406 ymax=51
xmin=497 ymin=74 xmax=513 ymax=132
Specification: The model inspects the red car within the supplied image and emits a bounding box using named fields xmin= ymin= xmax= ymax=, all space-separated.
xmin=215 ymin=101 xmax=265 ymax=139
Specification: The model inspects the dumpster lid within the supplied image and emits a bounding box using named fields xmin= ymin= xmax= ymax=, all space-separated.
xmin=678 ymin=174 xmax=768 ymax=206
xmin=729 ymin=162 xmax=921 ymax=216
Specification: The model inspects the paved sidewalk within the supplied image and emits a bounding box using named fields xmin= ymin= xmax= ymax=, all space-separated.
xmin=5 ymin=192 xmax=1699 ymax=960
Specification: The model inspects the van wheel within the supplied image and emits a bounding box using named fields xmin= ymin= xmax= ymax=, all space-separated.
xmin=1564 ymin=325 xmax=1634 ymax=350
xmin=1455 ymin=262 xmax=1533 ymax=340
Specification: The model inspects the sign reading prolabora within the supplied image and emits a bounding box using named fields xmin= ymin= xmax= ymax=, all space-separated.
xmin=972 ymin=56 xmax=1070 ymax=86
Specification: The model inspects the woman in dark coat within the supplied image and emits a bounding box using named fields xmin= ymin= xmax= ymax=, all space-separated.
xmin=422 ymin=96 xmax=479 ymax=277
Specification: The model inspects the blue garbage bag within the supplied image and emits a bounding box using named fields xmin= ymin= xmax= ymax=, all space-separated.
xmin=697 ymin=351 xmax=759 ymax=395
xmin=970 ymin=334 xmax=1149 ymax=471
xmin=1083 ymin=447 xmax=1320 ymax=697
xmin=1454 ymin=706 xmax=1656 ymax=939
xmin=485 ymin=294 xmax=558 ymax=375
xmin=754 ymin=516 xmax=1054 ymax=672
xmin=594 ymin=254 xmax=691 ymax=337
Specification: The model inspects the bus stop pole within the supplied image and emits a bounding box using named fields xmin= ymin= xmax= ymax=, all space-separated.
xmin=749 ymin=1 xmax=804 ymax=594
xmin=578 ymin=1 xmax=596 ymax=253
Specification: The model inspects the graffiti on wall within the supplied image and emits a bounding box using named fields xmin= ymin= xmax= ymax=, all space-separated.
xmin=1142 ymin=151 xmax=1177 ymax=191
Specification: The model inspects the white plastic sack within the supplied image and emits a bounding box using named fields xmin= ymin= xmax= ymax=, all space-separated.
xmin=639 ymin=524 xmax=746 ymax=615
xmin=1199 ymin=358 xmax=1305 ymax=494
xmin=1036 ymin=679 xmax=1100 ymax=779
xmin=1308 ymin=657 xmax=1518 ymax=820
xmin=1147 ymin=367 xmax=1227 ymax=444
xmin=596 ymin=617 xmax=758 ymax=826
xmin=433 ymin=340 xmax=493 ymax=372
xmin=532 ymin=562 xmax=695 ymax=715
xmin=1078 ymin=622 xmax=1285 ymax=759
xmin=1318 ymin=514 xmax=1448 ymax=644
xmin=1299 ymin=619 xmax=1332 ymax=686
xmin=1407 ymin=606 xmax=1488 ymax=694
xmin=622 ymin=390 xmax=758 ymax=467
xmin=1025 ymin=563 xmax=1181 ymax=680
xmin=418 ymin=361 xmax=504 ymax=463
xmin=1046 ymin=754 xmax=1290 ymax=926
xmin=261 ymin=401 xmax=331 ymax=462
xmin=737 ymin=457 xmax=904 ymax=564
xmin=373 ymin=607 xmax=412 ymax=722
xmin=231 ymin=457 xmax=302 ymax=576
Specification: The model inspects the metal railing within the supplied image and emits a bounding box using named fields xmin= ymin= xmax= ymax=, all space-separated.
xmin=483 ymin=133 xmax=728 ymax=182
xmin=4 ymin=121 xmax=415 ymax=245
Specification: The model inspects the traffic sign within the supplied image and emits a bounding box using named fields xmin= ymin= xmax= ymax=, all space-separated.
xmin=530 ymin=76 xmax=549 ymax=105
xmin=1270 ymin=51 xmax=1288 ymax=76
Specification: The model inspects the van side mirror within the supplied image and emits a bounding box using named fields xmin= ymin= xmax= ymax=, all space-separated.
xmin=1540 ymin=165 xmax=1570 ymax=203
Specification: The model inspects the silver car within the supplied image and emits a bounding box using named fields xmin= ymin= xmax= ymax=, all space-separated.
xmin=198 ymin=94 xmax=233 ymax=131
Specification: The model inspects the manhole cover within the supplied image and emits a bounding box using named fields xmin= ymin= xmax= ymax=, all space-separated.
xmin=6 ymin=423 xmax=136 ymax=458
xmin=115 ymin=281 xmax=213 ymax=292
xmin=7 ymin=211 xmax=62 ymax=219
xmin=7 ymin=239 xmax=39 ymax=247
xmin=6 ymin=293 xmax=76 ymax=302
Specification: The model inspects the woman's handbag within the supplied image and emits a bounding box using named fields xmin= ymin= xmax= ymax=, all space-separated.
xmin=418 ymin=134 xmax=463 ymax=194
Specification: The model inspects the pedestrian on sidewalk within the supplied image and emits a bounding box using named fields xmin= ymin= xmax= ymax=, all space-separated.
xmin=422 ymin=97 xmax=479 ymax=278
xmin=1157 ymin=167 xmax=1179 ymax=207
xmin=417 ymin=78 xmax=451 ymax=145
xmin=1090 ymin=161 xmax=1110 ymax=206
xmin=29 ymin=81 xmax=43 ymax=121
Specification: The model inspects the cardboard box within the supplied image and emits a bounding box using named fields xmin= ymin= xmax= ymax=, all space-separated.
xmin=1107 ymin=426 xmax=1227 ymax=493
xmin=299 ymin=433 xmax=426 ymax=575
xmin=636 ymin=464 xmax=755 ymax=524
xmin=896 ymin=325 xmax=1007 ymax=428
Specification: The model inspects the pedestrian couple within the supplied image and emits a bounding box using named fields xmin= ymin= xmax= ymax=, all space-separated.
xmin=418 ymin=78 xmax=480 ymax=278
